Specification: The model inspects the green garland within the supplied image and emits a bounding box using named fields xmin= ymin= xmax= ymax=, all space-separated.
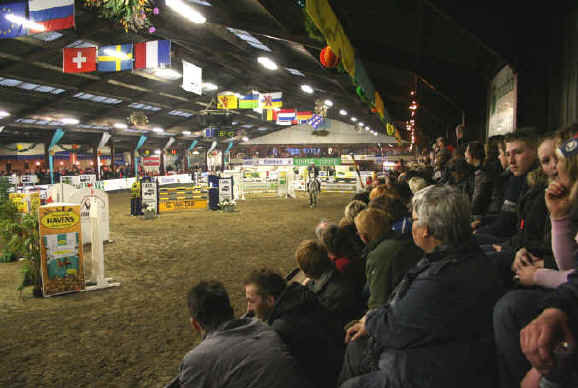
xmin=82 ymin=0 xmax=155 ymax=32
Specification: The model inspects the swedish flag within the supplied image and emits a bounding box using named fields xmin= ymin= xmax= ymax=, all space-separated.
xmin=97 ymin=44 xmax=133 ymax=72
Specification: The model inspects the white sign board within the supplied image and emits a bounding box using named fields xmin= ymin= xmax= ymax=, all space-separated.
xmin=488 ymin=65 xmax=517 ymax=137
xmin=67 ymin=188 xmax=111 ymax=244
xmin=219 ymin=178 xmax=233 ymax=202
xmin=141 ymin=182 xmax=158 ymax=214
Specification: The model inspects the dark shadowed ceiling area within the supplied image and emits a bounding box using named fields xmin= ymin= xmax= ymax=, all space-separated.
xmin=0 ymin=0 xmax=575 ymax=151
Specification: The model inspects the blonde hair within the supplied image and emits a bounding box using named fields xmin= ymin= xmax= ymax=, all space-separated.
xmin=408 ymin=176 xmax=428 ymax=194
xmin=344 ymin=200 xmax=367 ymax=224
xmin=354 ymin=208 xmax=392 ymax=242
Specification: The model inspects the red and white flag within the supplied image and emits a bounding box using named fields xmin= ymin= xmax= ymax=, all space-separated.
xmin=63 ymin=47 xmax=96 ymax=73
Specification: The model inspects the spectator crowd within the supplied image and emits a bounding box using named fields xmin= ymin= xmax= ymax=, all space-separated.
xmin=168 ymin=125 xmax=578 ymax=388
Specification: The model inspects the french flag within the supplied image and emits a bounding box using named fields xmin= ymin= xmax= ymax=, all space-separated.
xmin=134 ymin=40 xmax=171 ymax=69
xmin=29 ymin=0 xmax=74 ymax=33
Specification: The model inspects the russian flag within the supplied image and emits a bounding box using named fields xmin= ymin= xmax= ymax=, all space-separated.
xmin=134 ymin=40 xmax=171 ymax=69
xmin=28 ymin=0 xmax=74 ymax=33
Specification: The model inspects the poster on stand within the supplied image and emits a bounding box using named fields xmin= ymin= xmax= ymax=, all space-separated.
xmin=218 ymin=178 xmax=233 ymax=202
xmin=39 ymin=204 xmax=85 ymax=297
xmin=141 ymin=182 xmax=158 ymax=214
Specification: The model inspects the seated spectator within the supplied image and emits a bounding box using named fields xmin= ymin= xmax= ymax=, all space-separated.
xmin=243 ymin=269 xmax=343 ymax=388
xmin=295 ymin=240 xmax=364 ymax=328
xmin=408 ymin=176 xmax=428 ymax=194
xmin=339 ymin=185 xmax=505 ymax=388
xmin=486 ymin=135 xmax=507 ymax=214
xmin=368 ymin=195 xmax=412 ymax=237
xmin=494 ymin=134 xmax=578 ymax=388
xmin=466 ymin=141 xmax=493 ymax=219
xmin=318 ymin=223 xmax=364 ymax=279
xmin=173 ymin=280 xmax=312 ymax=388
xmin=354 ymin=208 xmax=422 ymax=309
xmin=475 ymin=128 xmax=540 ymax=242
xmin=449 ymin=158 xmax=474 ymax=197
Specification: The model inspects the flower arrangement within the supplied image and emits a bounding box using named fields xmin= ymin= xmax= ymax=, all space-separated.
xmin=218 ymin=199 xmax=236 ymax=213
xmin=143 ymin=202 xmax=156 ymax=219
xmin=82 ymin=0 xmax=159 ymax=33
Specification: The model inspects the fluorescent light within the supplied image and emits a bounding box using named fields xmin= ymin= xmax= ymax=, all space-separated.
xmin=152 ymin=127 xmax=164 ymax=133
xmin=351 ymin=117 xmax=357 ymax=122
xmin=339 ymin=109 xmax=347 ymax=116
xmin=61 ymin=118 xmax=79 ymax=125
xmin=155 ymin=68 xmax=182 ymax=80
xmin=192 ymin=150 xmax=200 ymax=155
xmin=359 ymin=122 xmax=364 ymax=126
xmin=114 ymin=123 xmax=127 ymax=129
xmin=324 ymin=100 xmax=333 ymax=107
xmin=166 ymin=0 xmax=207 ymax=23
xmin=154 ymin=149 xmax=161 ymax=155
xmin=257 ymin=57 xmax=278 ymax=70
xmin=202 ymin=82 xmax=218 ymax=91
xmin=104 ymin=49 xmax=130 ymax=60
xmin=301 ymin=85 xmax=314 ymax=94
xmin=182 ymin=130 xmax=191 ymax=135
xmin=373 ymin=132 xmax=378 ymax=136
xmin=366 ymin=126 xmax=370 ymax=130
xmin=0 ymin=111 xmax=10 ymax=118
xmin=242 ymin=136 xmax=249 ymax=142
xmin=5 ymin=14 xmax=45 ymax=32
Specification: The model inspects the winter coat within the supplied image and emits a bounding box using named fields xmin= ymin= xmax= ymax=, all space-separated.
xmin=307 ymin=267 xmax=365 ymax=328
xmin=487 ymin=161 xmax=506 ymax=214
xmin=343 ymin=239 xmax=505 ymax=388
xmin=268 ymin=283 xmax=344 ymax=388
xmin=178 ymin=318 xmax=313 ymax=388
xmin=364 ymin=231 xmax=422 ymax=309
xmin=471 ymin=166 xmax=493 ymax=218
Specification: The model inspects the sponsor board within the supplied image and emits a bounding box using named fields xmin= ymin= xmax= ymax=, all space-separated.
xmin=158 ymin=199 xmax=207 ymax=212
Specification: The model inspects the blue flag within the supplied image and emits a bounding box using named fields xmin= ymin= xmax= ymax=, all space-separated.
xmin=0 ymin=2 xmax=26 ymax=39
xmin=97 ymin=44 xmax=134 ymax=72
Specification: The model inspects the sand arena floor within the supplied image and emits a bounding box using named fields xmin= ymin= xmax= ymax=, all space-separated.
xmin=0 ymin=191 xmax=351 ymax=387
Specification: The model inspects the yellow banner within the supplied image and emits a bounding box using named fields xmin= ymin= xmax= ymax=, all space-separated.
xmin=374 ymin=92 xmax=385 ymax=119
xmin=306 ymin=0 xmax=356 ymax=78
xmin=9 ymin=193 xmax=29 ymax=214
xmin=159 ymin=199 xmax=207 ymax=212
xmin=217 ymin=94 xmax=238 ymax=109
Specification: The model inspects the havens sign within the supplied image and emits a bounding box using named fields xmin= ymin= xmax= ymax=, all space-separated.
xmin=41 ymin=211 xmax=80 ymax=229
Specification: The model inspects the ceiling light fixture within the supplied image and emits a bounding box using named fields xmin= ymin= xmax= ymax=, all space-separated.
xmin=257 ymin=57 xmax=278 ymax=71
xmin=166 ymin=0 xmax=207 ymax=23
xmin=182 ymin=130 xmax=192 ymax=135
xmin=154 ymin=149 xmax=161 ymax=155
xmin=152 ymin=127 xmax=164 ymax=133
xmin=373 ymin=132 xmax=378 ymax=136
xmin=301 ymin=84 xmax=314 ymax=94
xmin=339 ymin=109 xmax=347 ymax=116
xmin=202 ymin=82 xmax=218 ymax=91
xmin=61 ymin=118 xmax=79 ymax=125
xmin=359 ymin=122 xmax=364 ymax=127
xmin=113 ymin=123 xmax=127 ymax=129
xmin=324 ymin=100 xmax=333 ymax=107
xmin=0 ymin=111 xmax=10 ymax=118
xmin=351 ymin=117 xmax=357 ymax=122
xmin=242 ymin=136 xmax=249 ymax=142
xmin=4 ymin=14 xmax=45 ymax=32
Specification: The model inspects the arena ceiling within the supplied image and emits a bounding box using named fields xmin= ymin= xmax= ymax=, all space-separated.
xmin=0 ymin=0 xmax=574 ymax=152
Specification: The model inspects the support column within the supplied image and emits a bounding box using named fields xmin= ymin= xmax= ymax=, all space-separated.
xmin=160 ymin=151 xmax=165 ymax=175
xmin=93 ymin=144 xmax=99 ymax=179
xmin=110 ymin=141 xmax=115 ymax=174
xmin=44 ymin=143 xmax=50 ymax=170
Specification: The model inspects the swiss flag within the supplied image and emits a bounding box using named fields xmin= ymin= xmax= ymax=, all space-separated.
xmin=63 ymin=47 xmax=97 ymax=73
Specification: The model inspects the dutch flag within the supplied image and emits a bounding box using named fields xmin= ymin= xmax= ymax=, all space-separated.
xmin=134 ymin=40 xmax=171 ymax=69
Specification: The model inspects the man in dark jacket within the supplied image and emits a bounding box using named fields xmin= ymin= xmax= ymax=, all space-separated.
xmin=244 ymin=269 xmax=343 ymax=388
xmin=475 ymin=129 xmax=539 ymax=241
xmin=174 ymin=281 xmax=312 ymax=388
xmin=339 ymin=185 xmax=505 ymax=388
xmin=465 ymin=141 xmax=493 ymax=219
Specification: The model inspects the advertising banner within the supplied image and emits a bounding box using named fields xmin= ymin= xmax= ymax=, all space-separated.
xmin=293 ymin=157 xmax=341 ymax=166
xmin=158 ymin=199 xmax=206 ymax=212
xmin=141 ymin=182 xmax=158 ymax=214
xmin=39 ymin=204 xmax=85 ymax=297
xmin=218 ymin=178 xmax=233 ymax=202
xmin=143 ymin=156 xmax=161 ymax=167
xmin=488 ymin=65 xmax=517 ymax=137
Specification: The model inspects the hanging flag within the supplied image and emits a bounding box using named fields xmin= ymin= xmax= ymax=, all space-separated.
xmin=97 ymin=44 xmax=133 ymax=72
xmin=265 ymin=109 xmax=278 ymax=121
xmin=63 ymin=47 xmax=96 ymax=73
xmin=97 ymin=132 xmax=111 ymax=149
xmin=217 ymin=93 xmax=238 ymax=110
xmin=204 ymin=128 xmax=215 ymax=137
xmin=251 ymin=91 xmax=262 ymax=114
xmin=28 ymin=0 xmax=74 ymax=33
xmin=134 ymin=40 xmax=171 ymax=69
xmin=260 ymin=92 xmax=283 ymax=109
xmin=239 ymin=93 xmax=259 ymax=109
xmin=163 ymin=137 xmax=175 ymax=150
xmin=0 ymin=2 xmax=27 ymax=39
xmin=296 ymin=111 xmax=313 ymax=124
xmin=276 ymin=109 xmax=296 ymax=126
xmin=308 ymin=114 xmax=324 ymax=129
xmin=182 ymin=60 xmax=202 ymax=95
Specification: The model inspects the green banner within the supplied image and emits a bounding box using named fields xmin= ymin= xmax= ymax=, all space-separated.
xmin=293 ymin=158 xmax=341 ymax=166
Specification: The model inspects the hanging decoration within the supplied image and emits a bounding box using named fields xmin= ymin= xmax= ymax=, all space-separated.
xmin=319 ymin=46 xmax=340 ymax=68
xmin=82 ymin=0 xmax=159 ymax=33
xmin=313 ymin=99 xmax=328 ymax=118
xmin=2 ymin=144 xmax=38 ymax=153
xmin=127 ymin=112 xmax=149 ymax=127
xmin=407 ymin=90 xmax=418 ymax=151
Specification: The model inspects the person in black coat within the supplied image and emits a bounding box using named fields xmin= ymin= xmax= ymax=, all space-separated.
xmin=465 ymin=141 xmax=493 ymax=219
xmin=295 ymin=240 xmax=365 ymax=328
xmin=243 ymin=269 xmax=344 ymax=388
